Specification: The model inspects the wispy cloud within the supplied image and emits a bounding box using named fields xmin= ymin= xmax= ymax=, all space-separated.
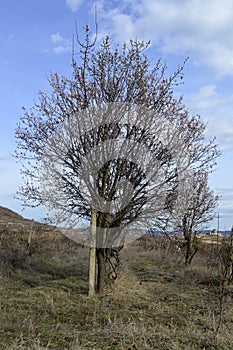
xmin=216 ymin=188 xmax=233 ymax=202
xmin=65 ymin=0 xmax=83 ymax=12
xmin=0 ymin=154 xmax=11 ymax=161
xmin=52 ymin=46 xmax=70 ymax=54
xmin=50 ymin=32 xmax=65 ymax=44
xmin=98 ymin=0 xmax=233 ymax=76
xmin=49 ymin=32 xmax=70 ymax=55
xmin=209 ymin=188 xmax=233 ymax=228
xmin=186 ymin=84 xmax=233 ymax=151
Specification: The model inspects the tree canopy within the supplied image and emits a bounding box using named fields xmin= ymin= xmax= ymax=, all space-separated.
xmin=15 ymin=27 xmax=219 ymax=292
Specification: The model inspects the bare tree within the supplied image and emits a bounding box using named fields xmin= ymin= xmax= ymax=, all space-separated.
xmin=215 ymin=228 xmax=233 ymax=333
xmin=15 ymin=26 xmax=218 ymax=294
xmin=165 ymin=169 xmax=219 ymax=265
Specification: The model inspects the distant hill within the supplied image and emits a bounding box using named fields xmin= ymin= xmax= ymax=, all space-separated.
xmin=0 ymin=205 xmax=37 ymax=232
xmin=0 ymin=206 xmax=24 ymax=222
xmin=200 ymin=229 xmax=231 ymax=236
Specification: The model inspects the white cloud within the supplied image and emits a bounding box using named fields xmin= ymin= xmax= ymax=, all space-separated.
xmin=65 ymin=0 xmax=83 ymax=12
xmin=50 ymin=32 xmax=65 ymax=44
xmin=98 ymin=0 xmax=233 ymax=76
xmin=186 ymin=84 xmax=233 ymax=151
xmin=189 ymin=84 xmax=222 ymax=109
xmin=50 ymin=33 xmax=70 ymax=55
xmin=52 ymin=46 xmax=70 ymax=54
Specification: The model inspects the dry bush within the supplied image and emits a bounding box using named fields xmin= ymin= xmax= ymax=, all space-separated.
xmin=218 ymin=234 xmax=233 ymax=285
xmin=0 ymin=227 xmax=31 ymax=275
xmin=0 ymin=225 xmax=79 ymax=276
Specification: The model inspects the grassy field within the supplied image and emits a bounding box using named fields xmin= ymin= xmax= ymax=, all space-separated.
xmin=0 ymin=229 xmax=233 ymax=349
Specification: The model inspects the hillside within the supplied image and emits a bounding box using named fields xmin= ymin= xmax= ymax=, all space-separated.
xmin=0 ymin=205 xmax=36 ymax=231
xmin=0 ymin=205 xmax=24 ymax=221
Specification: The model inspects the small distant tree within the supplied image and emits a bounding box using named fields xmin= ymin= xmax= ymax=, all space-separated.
xmin=15 ymin=26 xmax=219 ymax=294
xmin=165 ymin=169 xmax=218 ymax=265
xmin=219 ymin=229 xmax=233 ymax=284
xmin=215 ymin=227 xmax=233 ymax=333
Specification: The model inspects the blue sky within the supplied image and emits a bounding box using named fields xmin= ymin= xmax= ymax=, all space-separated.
xmin=1 ymin=0 xmax=233 ymax=230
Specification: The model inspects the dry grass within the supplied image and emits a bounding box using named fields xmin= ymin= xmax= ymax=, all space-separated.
xmin=0 ymin=230 xmax=233 ymax=349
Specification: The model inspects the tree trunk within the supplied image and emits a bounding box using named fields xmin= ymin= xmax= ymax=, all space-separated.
xmin=96 ymin=248 xmax=106 ymax=294
xmin=185 ymin=232 xmax=198 ymax=265
xmin=185 ymin=237 xmax=191 ymax=265
xmin=88 ymin=208 xmax=97 ymax=296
